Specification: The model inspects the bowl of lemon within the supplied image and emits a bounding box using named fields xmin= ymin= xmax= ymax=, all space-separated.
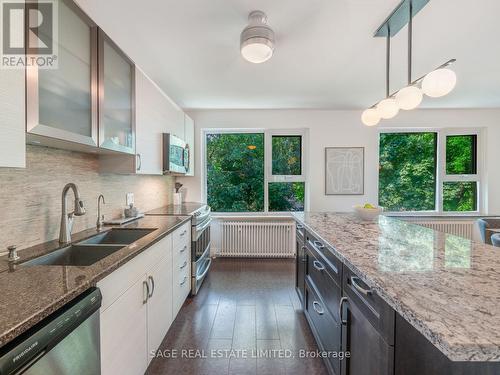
xmin=353 ymin=203 xmax=384 ymax=222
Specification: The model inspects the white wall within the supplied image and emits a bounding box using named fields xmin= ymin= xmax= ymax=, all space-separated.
xmin=178 ymin=109 xmax=500 ymax=214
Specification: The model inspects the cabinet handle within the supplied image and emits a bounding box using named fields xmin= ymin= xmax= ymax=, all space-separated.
xmin=180 ymin=260 xmax=187 ymax=270
xmin=301 ymin=246 xmax=307 ymax=263
xmin=143 ymin=280 xmax=150 ymax=304
xmin=296 ymin=224 xmax=304 ymax=230
xmin=180 ymin=276 xmax=187 ymax=286
xmin=339 ymin=297 xmax=348 ymax=325
xmin=351 ymin=276 xmax=373 ymax=296
xmin=312 ymin=301 xmax=324 ymax=315
xmin=180 ymin=230 xmax=187 ymax=237
xmin=313 ymin=240 xmax=325 ymax=250
xmin=148 ymin=276 xmax=155 ymax=298
xmin=313 ymin=260 xmax=325 ymax=272
xmin=180 ymin=245 xmax=187 ymax=253
xmin=136 ymin=154 xmax=142 ymax=171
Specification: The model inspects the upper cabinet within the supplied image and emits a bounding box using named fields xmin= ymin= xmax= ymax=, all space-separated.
xmin=100 ymin=67 xmax=182 ymax=175
xmin=14 ymin=0 xmax=193 ymax=174
xmin=98 ymin=30 xmax=135 ymax=154
xmin=133 ymin=67 xmax=164 ymax=175
xmin=0 ymin=68 xmax=25 ymax=168
xmin=26 ymin=0 xmax=98 ymax=149
xmin=184 ymin=114 xmax=195 ymax=176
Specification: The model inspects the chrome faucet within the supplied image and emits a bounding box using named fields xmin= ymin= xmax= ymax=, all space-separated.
xmin=59 ymin=183 xmax=86 ymax=244
xmin=97 ymin=194 xmax=106 ymax=230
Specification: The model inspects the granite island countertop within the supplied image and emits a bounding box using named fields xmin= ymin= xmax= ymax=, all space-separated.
xmin=293 ymin=212 xmax=500 ymax=362
xmin=0 ymin=214 xmax=191 ymax=348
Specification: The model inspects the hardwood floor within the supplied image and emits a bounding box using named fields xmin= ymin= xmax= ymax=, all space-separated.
xmin=146 ymin=258 xmax=328 ymax=375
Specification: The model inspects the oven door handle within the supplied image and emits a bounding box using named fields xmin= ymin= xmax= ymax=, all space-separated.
xmin=195 ymin=207 xmax=211 ymax=223
xmin=196 ymin=257 xmax=212 ymax=281
xmin=195 ymin=217 xmax=212 ymax=234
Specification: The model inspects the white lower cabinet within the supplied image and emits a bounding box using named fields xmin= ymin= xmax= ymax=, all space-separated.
xmin=99 ymin=225 xmax=191 ymax=375
xmin=147 ymin=253 xmax=173 ymax=363
xmin=172 ymin=223 xmax=191 ymax=317
xmin=100 ymin=277 xmax=148 ymax=375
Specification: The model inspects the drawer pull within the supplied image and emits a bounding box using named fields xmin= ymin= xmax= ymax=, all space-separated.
xmin=313 ymin=240 xmax=325 ymax=250
xmin=339 ymin=297 xmax=348 ymax=325
xmin=180 ymin=276 xmax=187 ymax=286
xmin=302 ymin=246 xmax=307 ymax=263
xmin=351 ymin=276 xmax=373 ymax=296
xmin=180 ymin=260 xmax=188 ymax=270
xmin=143 ymin=280 xmax=150 ymax=304
xmin=312 ymin=301 xmax=324 ymax=315
xmin=180 ymin=230 xmax=187 ymax=237
xmin=148 ymin=276 xmax=155 ymax=298
xmin=180 ymin=245 xmax=187 ymax=253
xmin=313 ymin=260 xmax=325 ymax=271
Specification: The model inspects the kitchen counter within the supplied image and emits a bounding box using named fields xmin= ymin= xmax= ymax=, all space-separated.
xmin=293 ymin=212 xmax=500 ymax=362
xmin=0 ymin=215 xmax=191 ymax=348
xmin=146 ymin=202 xmax=206 ymax=216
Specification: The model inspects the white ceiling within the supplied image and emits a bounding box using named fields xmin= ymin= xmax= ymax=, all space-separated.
xmin=76 ymin=0 xmax=500 ymax=109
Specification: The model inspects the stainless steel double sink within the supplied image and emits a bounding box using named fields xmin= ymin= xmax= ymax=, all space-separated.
xmin=22 ymin=228 xmax=156 ymax=267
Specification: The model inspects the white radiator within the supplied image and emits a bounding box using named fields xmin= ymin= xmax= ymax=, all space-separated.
xmin=405 ymin=220 xmax=474 ymax=240
xmin=216 ymin=221 xmax=295 ymax=258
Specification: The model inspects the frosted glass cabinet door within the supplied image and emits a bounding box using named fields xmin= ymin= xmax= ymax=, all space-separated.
xmin=98 ymin=30 xmax=135 ymax=154
xmin=26 ymin=0 xmax=98 ymax=146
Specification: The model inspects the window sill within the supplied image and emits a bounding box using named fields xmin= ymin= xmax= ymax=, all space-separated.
xmin=386 ymin=212 xmax=491 ymax=219
xmin=211 ymin=212 xmax=298 ymax=220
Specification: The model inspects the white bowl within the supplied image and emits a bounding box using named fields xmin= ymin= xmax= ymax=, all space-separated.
xmin=353 ymin=206 xmax=384 ymax=222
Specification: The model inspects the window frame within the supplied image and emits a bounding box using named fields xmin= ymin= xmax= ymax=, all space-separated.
xmin=202 ymin=128 xmax=308 ymax=214
xmin=378 ymin=127 xmax=485 ymax=216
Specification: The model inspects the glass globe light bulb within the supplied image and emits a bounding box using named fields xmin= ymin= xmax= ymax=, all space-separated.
xmin=361 ymin=108 xmax=381 ymax=126
xmin=377 ymin=98 xmax=399 ymax=119
xmin=395 ymin=85 xmax=423 ymax=110
xmin=422 ymin=68 xmax=457 ymax=98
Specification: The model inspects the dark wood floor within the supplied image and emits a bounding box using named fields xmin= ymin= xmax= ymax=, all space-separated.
xmin=146 ymin=258 xmax=328 ymax=375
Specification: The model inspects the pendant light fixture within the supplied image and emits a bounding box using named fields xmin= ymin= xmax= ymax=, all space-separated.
xmin=240 ymin=11 xmax=275 ymax=64
xmin=362 ymin=0 xmax=457 ymax=126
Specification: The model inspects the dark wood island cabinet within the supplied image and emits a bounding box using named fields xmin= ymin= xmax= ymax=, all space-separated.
xmin=294 ymin=217 xmax=500 ymax=375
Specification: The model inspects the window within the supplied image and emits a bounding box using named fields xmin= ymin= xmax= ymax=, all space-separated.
xmin=204 ymin=130 xmax=307 ymax=213
xmin=379 ymin=132 xmax=437 ymax=212
xmin=206 ymin=133 xmax=264 ymax=212
xmin=268 ymin=134 xmax=305 ymax=212
xmin=446 ymin=135 xmax=477 ymax=175
xmin=272 ymin=136 xmax=302 ymax=175
xmin=379 ymin=129 xmax=482 ymax=214
xmin=442 ymin=134 xmax=479 ymax=212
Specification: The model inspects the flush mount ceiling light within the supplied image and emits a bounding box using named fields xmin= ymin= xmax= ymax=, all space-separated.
xmin=240 ymin=10 xmax=275 ymax=64
xmin=362 ymin=0 xmax=457 ymax=126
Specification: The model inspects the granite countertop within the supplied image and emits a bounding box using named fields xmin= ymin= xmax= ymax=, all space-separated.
xmin=293 ymin=212 xmax=500 ymax=362
xmin=0 ymin=215 xmax=191 ymax=348
xmin=146 ymin=202 xmax=206 ymax=216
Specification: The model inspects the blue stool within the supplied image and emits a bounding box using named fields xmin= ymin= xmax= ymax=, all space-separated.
xmin=492 ymin=233 xmax=500 ymax=247
xmin=477 ymin=218 xmax=500 ymax=244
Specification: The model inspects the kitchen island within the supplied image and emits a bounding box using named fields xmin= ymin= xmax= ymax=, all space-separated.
xmin=293 ymin=212 xmax=500 ymax=375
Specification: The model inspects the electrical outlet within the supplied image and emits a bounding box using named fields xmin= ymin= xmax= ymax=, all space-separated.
xmin=126 ymin=193 xmax=134 ymax=206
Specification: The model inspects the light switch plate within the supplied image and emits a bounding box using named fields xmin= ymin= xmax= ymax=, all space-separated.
xmin=126 ymin=193 xmax=134 ymax=206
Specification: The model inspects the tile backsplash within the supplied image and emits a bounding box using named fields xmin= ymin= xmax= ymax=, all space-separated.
xmin=0 ymin=146 xmax=174 ymax=253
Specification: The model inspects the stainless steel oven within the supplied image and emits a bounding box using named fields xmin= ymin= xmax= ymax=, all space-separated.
xmin=191 ymin=206 xmax=211 ymax=295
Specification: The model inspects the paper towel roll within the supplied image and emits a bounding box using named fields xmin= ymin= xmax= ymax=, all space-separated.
xmin=173 ymin=192 xmax=182 ymax=205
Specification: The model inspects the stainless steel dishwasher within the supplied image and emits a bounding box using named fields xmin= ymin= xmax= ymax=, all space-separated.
xmin=0 ymin=288 xmax=102 ymax=375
